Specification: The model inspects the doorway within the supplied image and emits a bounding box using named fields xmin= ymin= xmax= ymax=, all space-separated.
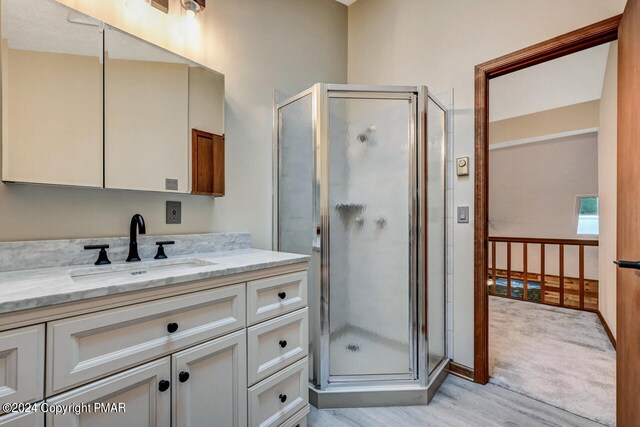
xmin=473 ymin=14 xmax=621 ymax=424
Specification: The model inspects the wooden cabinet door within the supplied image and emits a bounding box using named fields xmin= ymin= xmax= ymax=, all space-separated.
xmin=46 ymin=358 xmax=171 ymax=427
xmin=192 ymin=129 xmax=224 ymax=196
xmin=173 ymin=331 xmax=247 ymax=427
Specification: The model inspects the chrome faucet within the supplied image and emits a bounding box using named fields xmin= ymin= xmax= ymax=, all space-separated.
xmin=126 ymin=214 xmax=146 ymax=262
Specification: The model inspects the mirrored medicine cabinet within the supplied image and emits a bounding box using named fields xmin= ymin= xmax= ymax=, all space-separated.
xmin=1 ymin=0 xmax=225 ymax=195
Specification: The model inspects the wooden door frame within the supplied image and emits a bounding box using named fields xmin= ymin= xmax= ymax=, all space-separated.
xmin=473 ymin=15 xmax=621 ymax=384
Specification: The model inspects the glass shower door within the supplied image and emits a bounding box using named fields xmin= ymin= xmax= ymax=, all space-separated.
xmin=327 ymin=94 xmax=416 ymax=380
xmin=276 ymin=93 xmax=319 ymax=382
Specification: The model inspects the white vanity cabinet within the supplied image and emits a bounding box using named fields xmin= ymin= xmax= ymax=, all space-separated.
xmin=0 ymin=262 xmax=309 ymax=427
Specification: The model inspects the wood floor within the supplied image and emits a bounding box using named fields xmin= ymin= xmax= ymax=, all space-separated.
xmin=308 ymin=375 xmax=603 ymax=426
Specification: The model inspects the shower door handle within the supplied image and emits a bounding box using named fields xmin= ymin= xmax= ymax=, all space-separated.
xmin=614 ymin=260 xmax=640 ymax=270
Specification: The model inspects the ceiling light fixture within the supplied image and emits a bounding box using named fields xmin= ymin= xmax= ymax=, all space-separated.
xmin=181 ymin=0 xmax=205 ymax=17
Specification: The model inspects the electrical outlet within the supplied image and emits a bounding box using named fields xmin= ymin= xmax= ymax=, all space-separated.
xmin=166 ymin=201 xmax=181 ymax=224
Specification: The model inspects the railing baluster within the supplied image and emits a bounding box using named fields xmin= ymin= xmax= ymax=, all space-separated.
xmin=540 ymin=244 xmax=546 ymax=304
xmin=507 ymin=242 xmax=512 ymax=299
xmin=579 ymin=245 xmax=585 ymax=310
xmin=559 ymin=244 xmax=565 ymax=307
xmin=492 ymin=241 xmax=497 ymax=295
xmin=523 ymin=243 xmax=528 ymax=301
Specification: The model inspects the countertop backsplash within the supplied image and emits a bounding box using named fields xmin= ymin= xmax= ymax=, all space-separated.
xmin=0 ymin=232 xmax=251 ymax=272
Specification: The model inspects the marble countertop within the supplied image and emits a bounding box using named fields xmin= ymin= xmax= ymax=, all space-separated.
xmin=0 ymin=249 xmax=309 ymax=315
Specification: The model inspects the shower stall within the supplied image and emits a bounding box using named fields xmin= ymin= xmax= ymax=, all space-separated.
xmin=273 ymin=84 xmax=447 ymax=408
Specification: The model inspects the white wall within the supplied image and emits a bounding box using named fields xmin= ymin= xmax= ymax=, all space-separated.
xmin=348 ymin=0 xmax=626 ymax=368
xmin=0 ymin=0 xmax=347 ymax=243
xmin=489 ymin=44 xmax=610 ymax=121
xmin=489 ymin=134 xmax=599 ymax=279
xmin=598 ymin=42 xmax=618 ymax=337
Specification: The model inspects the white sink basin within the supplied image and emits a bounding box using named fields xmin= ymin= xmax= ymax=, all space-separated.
xmin=69 ymin=258 xmax=217 ymax=283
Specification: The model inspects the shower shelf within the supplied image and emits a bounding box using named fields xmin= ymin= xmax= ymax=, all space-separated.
xmin=335 ymin=203 xmax=366 ymax=228
xmin=334 ymin=203 xmax=365 ymax=212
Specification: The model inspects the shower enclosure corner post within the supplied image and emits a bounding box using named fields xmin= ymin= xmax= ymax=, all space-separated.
xmin=312 ymin=83 xmax=331 ymax=390
xmin=417 ymin=86 xmax=429 ymax=387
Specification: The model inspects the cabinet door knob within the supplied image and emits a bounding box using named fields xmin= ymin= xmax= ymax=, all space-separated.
xmin=178 ymin=371 xmax=190 ymax=383
xmin=279 ymin=340 xmax=288 ymax=348
xmin=279 ymin=394 xmax=287 ymax=403
xmin=167 ymin=322 xmax=179 ymax=333
xmin=158 ymin=380 xmax=171 ymax=392
xmin=278 ymin=291 xmax=287 ymax=300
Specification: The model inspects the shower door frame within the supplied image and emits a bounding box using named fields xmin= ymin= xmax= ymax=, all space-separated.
xmin=274 ymin=84 xmax=445 ymax=392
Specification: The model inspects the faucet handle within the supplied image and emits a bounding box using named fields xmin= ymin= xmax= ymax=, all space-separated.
xmin=84 ymin=244 xmax=111 ymax=265
xmin=154 ymin=241 xmax=175 ymax=260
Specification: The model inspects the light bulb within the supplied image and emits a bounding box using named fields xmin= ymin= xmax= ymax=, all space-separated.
xmin=186 ymin=8 xmax=195 ymax=18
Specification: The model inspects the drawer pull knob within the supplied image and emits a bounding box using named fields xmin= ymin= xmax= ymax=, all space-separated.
xmin=158 ymin=380 xmax=171 ymax=392
xmin=278 ymin=291 xmax=287 ymax=300
xmin=178 ymin=371 xmax=190 ymax=383
xmin=167 ymin=323 xmax=179 ymax=333
xmin=279 ymin=340 xmax=288 ymax=348
xmin=279 ymin=394 xmax=287 ymax=403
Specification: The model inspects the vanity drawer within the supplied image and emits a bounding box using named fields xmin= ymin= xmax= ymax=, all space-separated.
xmin=248 ymin=358 xmax=308 ymax=427
xmin=247 ymin=308 xmax=308 ymax=385
xmin=0 ymin=325 xmax=44 ymax=411
xmin=280 ymin=405 xmax=309 ymax=427
xmin=47 ymin=284 xmax=245 ymax=395
xmin=247 ymin=272 xmax=307 ymax=325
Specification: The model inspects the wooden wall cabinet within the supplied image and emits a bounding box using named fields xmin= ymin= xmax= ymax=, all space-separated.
xmin=192 ymin=129 xmax=225 ymax=196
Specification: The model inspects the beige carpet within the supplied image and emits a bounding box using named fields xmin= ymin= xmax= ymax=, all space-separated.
xmin=489 ymin=297 xmax=616 ymax=426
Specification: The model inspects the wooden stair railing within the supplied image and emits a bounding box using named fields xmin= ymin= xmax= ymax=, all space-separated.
xmin=488 ymin=237 xmax=599 ymax=310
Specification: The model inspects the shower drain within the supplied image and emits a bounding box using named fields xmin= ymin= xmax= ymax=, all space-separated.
xmin=346 ymin=344 xmax=360 ymax=352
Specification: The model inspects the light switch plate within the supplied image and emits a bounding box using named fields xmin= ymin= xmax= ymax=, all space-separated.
xmin=456 ymin=157 xmax=469 ymax=176
xmin=457 ymin=206 xmax=469 ymax=223
xmin=166 ymin=201 xmax=181 ymax=224
xmin=165 ymin=178 xmax=179 ymax=191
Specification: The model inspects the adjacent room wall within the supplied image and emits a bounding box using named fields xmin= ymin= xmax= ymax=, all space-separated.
xmin=0 ymin=0 xmax=347 ymax=244
xmin=489 ymin=101 xmax=600 ymax=146
xmin=347 ymin=0 xmax=626 ymax=368
xmin=598 ymin=42 xmax=618 ymax=337
xmin=489 ymin=133 xmax=599 ymax=279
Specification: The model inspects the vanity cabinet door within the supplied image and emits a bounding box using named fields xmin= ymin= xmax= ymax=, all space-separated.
xmin=0 ymin=409 xmax=44 ymax=427
xmin=46 ymin=357 xmax=171 ymax=427
xmin=172 ymin=331 xmax=247 ymax=427
xmin=0 ymin=325 xmax=44 ymax=410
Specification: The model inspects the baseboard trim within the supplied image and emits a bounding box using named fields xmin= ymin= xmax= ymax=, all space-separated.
xmin=596 ymin=310 xmax=616 ymax=349
xmin=447 ymin=361 xmax=474 ymax=381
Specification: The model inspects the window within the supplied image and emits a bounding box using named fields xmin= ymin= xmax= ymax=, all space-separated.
xmin=576 ymin=196 xmax=599 ymax=235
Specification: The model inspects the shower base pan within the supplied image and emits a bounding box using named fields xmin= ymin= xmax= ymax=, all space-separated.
xmin=309 ymin=359 xmax=449 ymax=409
